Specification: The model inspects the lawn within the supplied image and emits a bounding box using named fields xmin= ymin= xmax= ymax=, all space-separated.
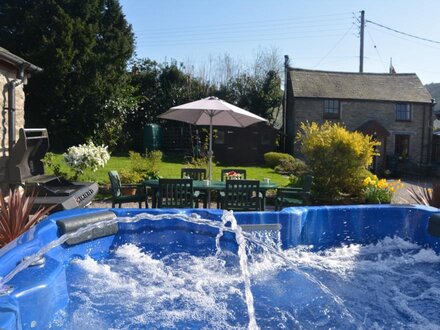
xmin=46 ymin=153 xmax=290 ymax=187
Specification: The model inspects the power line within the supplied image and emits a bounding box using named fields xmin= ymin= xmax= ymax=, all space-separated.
xmin=137 ymin=27 xmax=353 ymax=44
xmin=365 ymin=26 xmax=387 ymax=72
xmin=139 ymin=32 xmax=351 ymax=48
xmin=138 ymin=21 xmax=351 ymax=38
xmin=368 ymin=26 xmax=440 ymax=51
xmin=366 ymin=19 xmax=440 ymax=44
xmin=313 ymin=23 xmax=355 ymax=68
xmin=138 ymin=12 xmax=353 ymax=33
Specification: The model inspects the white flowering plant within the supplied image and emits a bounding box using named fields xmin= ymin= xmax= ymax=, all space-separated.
xmin=64 ymin=141 xmax=110 ymax=180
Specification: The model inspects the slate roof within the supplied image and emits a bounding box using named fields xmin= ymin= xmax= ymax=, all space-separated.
xmin=290 ymin=68 xmax=432 ymax=104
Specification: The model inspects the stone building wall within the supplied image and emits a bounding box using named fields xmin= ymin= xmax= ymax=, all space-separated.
xmin=0 ymin=66 xmax=24 ymax=186
xmin=289 ymin=98 xmax=433 ymax=166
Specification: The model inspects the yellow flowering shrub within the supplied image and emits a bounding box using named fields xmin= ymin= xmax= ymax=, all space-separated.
xmin=362 ymin=175 xmax=404 ymax=203
xmin=297 ymin=121 xmax=380 ymax=201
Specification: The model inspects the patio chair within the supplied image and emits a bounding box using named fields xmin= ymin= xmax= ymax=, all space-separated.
xmin=181 ymin=168 xmax=207 ymax=180
xmin=108 ymin=171 xmax=148 ymax=208
xmin=217 ymin=169 xmax=247 ymax=208
xmin=157 ymin=178 xmax=194 ymax=208
xmin=275 ymin=174 xmax=314 ymax=210
xmin=181 ymin=168 xmax=207 ymax=207
xmin=221 ymin=179 xmax=261 ymax=211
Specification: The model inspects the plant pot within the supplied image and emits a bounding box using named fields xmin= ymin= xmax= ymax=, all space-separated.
xmin=121 ymin=187 xmax=137 ymax=195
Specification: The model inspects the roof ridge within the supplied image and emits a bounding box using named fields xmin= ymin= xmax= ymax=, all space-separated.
xmin=290 ymin=67 xmax=416 ymax=76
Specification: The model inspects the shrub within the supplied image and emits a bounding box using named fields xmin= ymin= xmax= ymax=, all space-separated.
xmin=43 ymin=152 xmax=68 ymax=178
xmin=297 ymin=122 xmax=380 ymax=201
xmin=185 ymin=155 xmax=210 ymax=169
xmin=119 ymin=151 xmax=162 ymax=183
xmin=288 ymin=175 xmax=300 ymax=187
xmin=119 ymin=168 xmax=144 ymax=184
xmin=274 ymin=158 xmax=308 ymax=176
xmin=64 ymin=141 xmax=110 ymax=181
xmin=264 ymin=152 xmax=295 ymax=168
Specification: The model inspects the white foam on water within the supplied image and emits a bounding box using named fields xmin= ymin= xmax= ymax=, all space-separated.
xmin=278 ymin=236 xmax=440 ymax=328
xmin=279 ymin=236 xmax=440 ymax=277
xmin=54 ymin=243 xmax=247 ymax=329
xmin=51 ymin=235 xmax=440 ymax=329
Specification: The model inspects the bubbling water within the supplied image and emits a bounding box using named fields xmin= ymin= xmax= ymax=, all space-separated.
xmin=3 ymin=211 xmax=440 ymax=329
xmin=50 ymin=235 xmax=440 ymax=329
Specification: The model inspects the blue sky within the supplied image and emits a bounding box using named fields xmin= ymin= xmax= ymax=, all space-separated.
xmin=120 ymin=0 xmax=440 ymax=84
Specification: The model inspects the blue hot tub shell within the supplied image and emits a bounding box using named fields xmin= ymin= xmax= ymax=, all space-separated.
xmin=0 ymin=204 xmax=439 ymax=329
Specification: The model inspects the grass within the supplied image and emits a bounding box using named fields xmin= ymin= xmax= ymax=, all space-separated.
xmin=46 ymin=153 xmax=291 ymax=187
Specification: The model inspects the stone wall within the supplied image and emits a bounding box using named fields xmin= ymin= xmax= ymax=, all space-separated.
xmin=289 ymin=98 xmax=433 ymax=166
xmin=0 ymin=66 xmax=24 ymax=187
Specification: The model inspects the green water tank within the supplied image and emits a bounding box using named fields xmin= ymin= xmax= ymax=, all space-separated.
xmin=142 ymin=124 xmax=161 ymax=152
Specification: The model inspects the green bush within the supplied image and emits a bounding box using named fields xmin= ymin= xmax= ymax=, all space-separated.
xmin=119 ymin=151 xmax=162 ymax=183
xmin=297 ymin=122 xmax=380 ymax=202
xmin=184 ymin=155 xmax=210 ymax=169
xmin=274 ymin=158 xmax=308 ymax=176
xmin=264 ymin=152 xmax=295 ymax=168
xmin=288 ymin=175 xmax=300 ymax=187
xmin=119 ymin=168 xmax=144 ymax=184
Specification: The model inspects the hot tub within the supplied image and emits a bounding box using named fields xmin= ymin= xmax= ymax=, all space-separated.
xmin=1 ymin=205 xmax=440 ymax=329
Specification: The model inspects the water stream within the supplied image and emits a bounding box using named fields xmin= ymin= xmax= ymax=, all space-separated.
xmin=222 ymin=211 xmax=258 ymax=330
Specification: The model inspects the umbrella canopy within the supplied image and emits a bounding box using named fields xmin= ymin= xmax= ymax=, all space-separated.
xmin=158 ymin=96 xmax=267 ymax=180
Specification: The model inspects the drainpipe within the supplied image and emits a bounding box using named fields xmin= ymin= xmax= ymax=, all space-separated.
xmin=7 ymin=65 xmax=26 ymax=152
xmin=428 ymin=98 xmax=436 ymax=164
xmin=421 ymin=103 xmax=426 ymax=164
xmin=283 ymin=55 xmax=289 ymax=153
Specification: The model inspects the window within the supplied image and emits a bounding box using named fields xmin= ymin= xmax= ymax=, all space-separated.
xmin=395 ymin=134 xmax=410 ymax=158
xmin=261 ymin=132 xmax=270 ymax=145
xmin=323 ymin=99 xmax=340 ymax=119
xmin=395 ymin=103 xmax=412 ymax=121
xmin=214 ymin=130 xmax=225 ymax=144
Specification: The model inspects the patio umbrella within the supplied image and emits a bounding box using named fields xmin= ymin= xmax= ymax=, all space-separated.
xmin=158 ymin=96 xmax=267 ymax=180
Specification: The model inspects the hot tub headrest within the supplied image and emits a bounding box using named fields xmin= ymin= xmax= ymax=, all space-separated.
xmin=56 ymin=211 xmax=118 ymax=245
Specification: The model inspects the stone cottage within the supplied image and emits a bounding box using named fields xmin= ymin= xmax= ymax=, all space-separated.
xmin=284 ymin=68 xmax=435 ymax=171
xmin=0 ymin=47 xmax=42 ymax=186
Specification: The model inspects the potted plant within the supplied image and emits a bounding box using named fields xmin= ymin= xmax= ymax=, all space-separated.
xmin=118 ymin=151 xmax=162 ymax=194
xmin=118 ymin=169 xmax=144 ymax=195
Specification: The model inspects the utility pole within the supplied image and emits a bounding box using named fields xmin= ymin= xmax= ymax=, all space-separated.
xmin=359 ymin=10 xmax=365 ymax=73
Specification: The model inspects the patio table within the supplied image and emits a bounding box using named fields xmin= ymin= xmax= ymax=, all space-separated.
xmin=142 ymin=179 xmax=277 ymax=210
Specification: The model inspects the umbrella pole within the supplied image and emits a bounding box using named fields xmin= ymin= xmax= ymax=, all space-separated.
xmin=206 ymin=115 xmax=213 ymax=207
xmin=208 ymin=115 xmax=213 ymax=181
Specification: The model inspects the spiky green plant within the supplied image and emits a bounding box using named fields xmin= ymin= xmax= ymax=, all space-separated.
xmin=406 ymin=184 xmax=440 ymax=208
xmin=0 ymin=189 xmax=55 ymax=248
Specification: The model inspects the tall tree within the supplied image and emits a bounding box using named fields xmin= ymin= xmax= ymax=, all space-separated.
xmin=0 ymin=0 xmax=134 ymax=149
xmin=126 ymin=59 xmax=210 ymax=133
xmin=216 ymin=70 xmax=282 ymax=125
